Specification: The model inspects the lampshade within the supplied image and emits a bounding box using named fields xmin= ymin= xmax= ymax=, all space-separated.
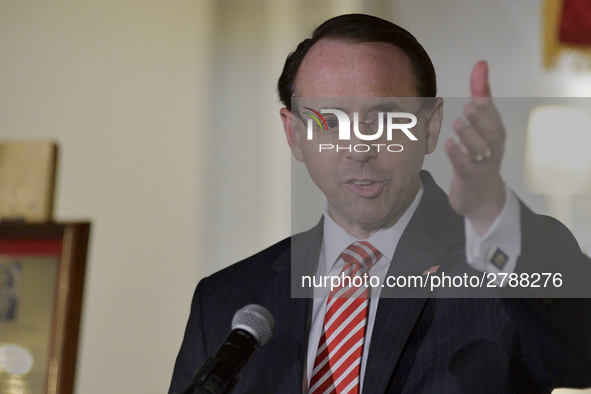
xmin=525 ymin=105 xmax=591 ymax=196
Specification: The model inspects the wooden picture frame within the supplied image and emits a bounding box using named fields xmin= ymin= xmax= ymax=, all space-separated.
xmin=0 ymin=222 xmax=90 ymax=394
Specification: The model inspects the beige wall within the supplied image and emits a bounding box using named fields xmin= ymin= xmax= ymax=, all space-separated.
xmin=0 ymin=1 xmax=589 ymax=393
xmin=0 ymin=1 xmax=215 ymax=392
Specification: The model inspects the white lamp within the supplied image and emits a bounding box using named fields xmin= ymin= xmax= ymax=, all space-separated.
xmin=525 ymin=105 xmax=591 ymax=229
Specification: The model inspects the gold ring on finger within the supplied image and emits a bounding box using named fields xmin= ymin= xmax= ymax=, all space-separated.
xmin=473 ymin=148 xmax=492 ymax=162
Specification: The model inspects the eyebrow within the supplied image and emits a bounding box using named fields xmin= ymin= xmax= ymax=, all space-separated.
xmin=366 ymin=101 xmax=404 ymax=112
xmin=296 ymin=105 xmax=349 ymax=120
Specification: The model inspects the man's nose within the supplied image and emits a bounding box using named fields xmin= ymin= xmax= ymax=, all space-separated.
xmin=343 ymin=129 xmax=379 ymax=162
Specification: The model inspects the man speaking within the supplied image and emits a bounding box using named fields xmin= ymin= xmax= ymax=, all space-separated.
xmin=169 ymin=14 xmax=591 ymax=393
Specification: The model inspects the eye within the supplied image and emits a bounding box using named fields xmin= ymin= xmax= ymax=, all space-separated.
xmin=391 ymin=116 xmax=412 ymax=124
xmin=325 ymin=118 xmax=339 ymax=130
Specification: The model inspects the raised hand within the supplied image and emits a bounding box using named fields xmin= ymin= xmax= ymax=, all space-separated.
xmin=445 ymin=61 xmax=506 ymax=235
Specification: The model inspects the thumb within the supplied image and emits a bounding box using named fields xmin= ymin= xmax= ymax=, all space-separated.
xmin=470 ymin=61 xmax=491 ymax=98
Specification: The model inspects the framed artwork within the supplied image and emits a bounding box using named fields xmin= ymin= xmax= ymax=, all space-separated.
xmin=0 ymin=222 xmax=90 ymax=394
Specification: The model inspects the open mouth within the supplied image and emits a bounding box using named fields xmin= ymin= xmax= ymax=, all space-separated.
xmin=346 ymin=179 xmax=384 ymax=198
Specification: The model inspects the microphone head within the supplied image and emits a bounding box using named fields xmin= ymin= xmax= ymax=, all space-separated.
xmin=231 ymin=304 xmax=275 ymax=346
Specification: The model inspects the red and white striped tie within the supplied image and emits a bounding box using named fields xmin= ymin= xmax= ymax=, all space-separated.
xmin=309 ymin=241 xmax=382 ymax=394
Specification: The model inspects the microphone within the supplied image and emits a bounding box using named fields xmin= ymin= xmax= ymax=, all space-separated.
xmin=182 ymin=304 xmax=275 ymax=394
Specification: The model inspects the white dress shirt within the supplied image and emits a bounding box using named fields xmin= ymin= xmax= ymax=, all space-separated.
xmin=306 ymin=184 xmax=521 ymax=391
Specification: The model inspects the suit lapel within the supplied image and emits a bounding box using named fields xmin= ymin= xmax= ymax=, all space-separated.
xmin=249 ymin=221 xmax=323 ymax=393
xmin=363 ymin=171 xmax=464 ymax=393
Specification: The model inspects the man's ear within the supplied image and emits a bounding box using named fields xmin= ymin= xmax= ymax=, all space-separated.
xmin=425 ymin=97 xmax=444 ymax=155
xmin=280 ymin=107 xmax=304 ymax=162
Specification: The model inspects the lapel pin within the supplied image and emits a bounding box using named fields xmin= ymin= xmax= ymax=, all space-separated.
xmin=422 ymin=265 xmax=440 ymax=275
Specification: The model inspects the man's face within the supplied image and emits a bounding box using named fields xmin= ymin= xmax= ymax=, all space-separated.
xmin=280 ymin=39 xmax=443 ymax=238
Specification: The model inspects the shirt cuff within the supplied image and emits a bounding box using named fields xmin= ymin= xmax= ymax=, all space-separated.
xmin=465 ymin=185 xmax=521 ymax=283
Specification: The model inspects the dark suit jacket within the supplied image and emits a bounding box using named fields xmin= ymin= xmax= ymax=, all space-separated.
xmin=169 ymin=171 xmax=591 ymax=393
